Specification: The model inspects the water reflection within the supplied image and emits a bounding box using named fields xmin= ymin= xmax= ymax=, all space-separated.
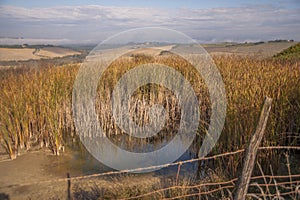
xmin=47 ymin=134 xmax=201 ymax=179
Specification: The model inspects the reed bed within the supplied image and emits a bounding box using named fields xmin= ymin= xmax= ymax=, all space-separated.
xmin=0 ymin=54 xmax=299 ymax=176
xmin=0 ymin=65 xmax=78 ymax=158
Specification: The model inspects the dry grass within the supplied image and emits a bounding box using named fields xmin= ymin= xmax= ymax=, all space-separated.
xmin=0 ymin=64 xmax=78 ymax=158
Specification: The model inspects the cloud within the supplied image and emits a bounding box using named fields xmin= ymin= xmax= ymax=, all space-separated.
xmin=0 ymin=4 xmax=299 ymax=44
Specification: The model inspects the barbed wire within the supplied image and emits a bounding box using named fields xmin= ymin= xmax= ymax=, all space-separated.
xmin=121 ymin=178 xmax=238 ymax=200
xmin=247 ymin=190 xmax=300 ymax=198
xmin=251 ymin=174 xmax=300 ymax=180
xmin=0 ymin=145 xmax=299 ymax=190
xmin=164 ymin=185 xmax=235 ymax=200
xmin=120 ymin=173 xmax=300 ymax=200
xmin=250 ymin=180 xmax=300 ymax=187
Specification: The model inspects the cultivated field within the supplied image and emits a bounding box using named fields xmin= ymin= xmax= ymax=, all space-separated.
xmin=0 ymin=46 xmax=81 ymax=61
xmin=204 ymin=41 xmax=297 ymax=57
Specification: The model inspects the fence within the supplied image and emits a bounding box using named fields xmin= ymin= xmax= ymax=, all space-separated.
xmin=0 ymin=145 xmax=299 ymax=199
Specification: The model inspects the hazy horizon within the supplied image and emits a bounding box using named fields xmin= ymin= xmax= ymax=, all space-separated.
xmin=1 ymin=0 xmax=300 ymax=45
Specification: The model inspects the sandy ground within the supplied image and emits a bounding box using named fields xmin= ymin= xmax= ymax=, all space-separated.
xmin=0 ymin=151 xmax=69 ymax=199
xmin=0 ymin=47 xmax=81 ymax=61
xmin=0 ymin=148 xmax=160 ymax=200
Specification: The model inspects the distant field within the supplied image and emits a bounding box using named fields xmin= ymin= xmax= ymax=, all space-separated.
xmin=126 ymin=45 xmax=175 ymax=56
xmin=0 ymin=46 xmax=81 ymax=61
xmin=204 ymin=41 xmax=297 ymax=57
xmin=0 ymin=42 xmax=297 ymax=69
xmin=125 ymin=42 xmax=297 ymax=58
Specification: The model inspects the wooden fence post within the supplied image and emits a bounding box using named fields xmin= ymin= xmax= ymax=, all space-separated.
xmin=234 ymin=97 xmax=272 ymax=200
xmin=67 ymin=172 xmax=71 ymax=200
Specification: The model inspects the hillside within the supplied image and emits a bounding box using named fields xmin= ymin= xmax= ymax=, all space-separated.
xmin=274 ymin=42 xmax=300 ymax=59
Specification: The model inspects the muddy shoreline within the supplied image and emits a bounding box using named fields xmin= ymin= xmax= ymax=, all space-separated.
xmin=0 ymin=147 xmax=163 ymax=199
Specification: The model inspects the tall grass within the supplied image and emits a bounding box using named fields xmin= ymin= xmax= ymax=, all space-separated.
xmin=0 ymin=65 xmax=77 ymax=158
xmin=216 ymin=56 xmax=300 ymax=175
xmin=0 ymin=54 xmax=299 ymax=174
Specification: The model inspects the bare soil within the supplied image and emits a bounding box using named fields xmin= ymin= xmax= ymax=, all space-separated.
xmin=0 ymin=147 xmax=159 ymax=199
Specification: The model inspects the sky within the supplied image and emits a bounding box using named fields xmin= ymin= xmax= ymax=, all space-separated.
xmin=0 ymin=0 xmax=299 ymax=44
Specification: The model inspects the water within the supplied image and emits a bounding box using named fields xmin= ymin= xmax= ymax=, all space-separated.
xmin=46 ymin=134 xmax=200 ymax=179
xmin=46 ymin=134 xmax=300 ymax=182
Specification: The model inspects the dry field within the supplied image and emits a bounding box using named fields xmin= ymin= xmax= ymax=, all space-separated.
xmin=204 ymin=41 xmax=297 ymax=57
xmin=126 ymin=42 xmax=297 ymax=58
xmin=0 ymin=42 xmax=295 ymax=63
xmin=0 ymin=47 xmax=81 ymax=61
xmin=126 ymin=45 xmax=174 ymax=56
